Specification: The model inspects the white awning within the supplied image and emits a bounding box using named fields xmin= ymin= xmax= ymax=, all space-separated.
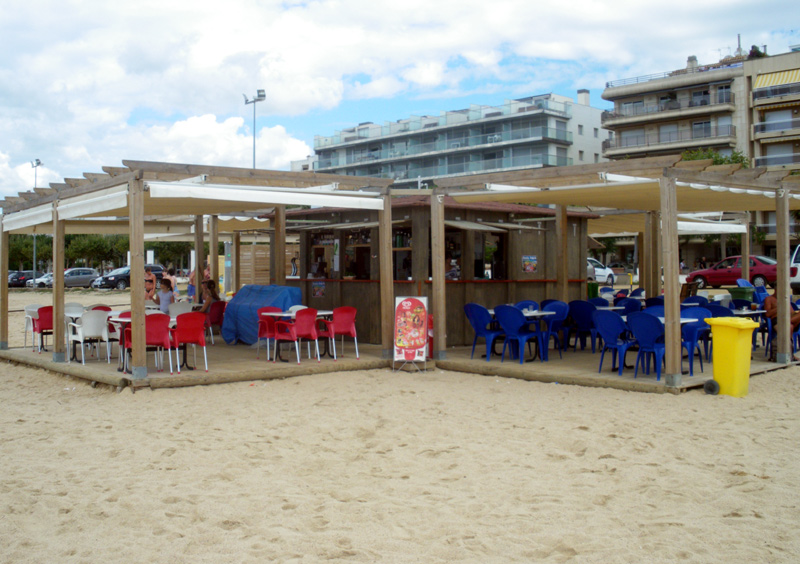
xmin=57 ymin=183 xmax=128 ymax=220
xmin=3 ymin=203 xmax=53 ymax=232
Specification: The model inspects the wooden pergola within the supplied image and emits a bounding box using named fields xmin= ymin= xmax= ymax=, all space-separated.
xmin=0 ymin=161 xmax=394 ymax=379
xmin=434 ymin=155 xmax=800 ymax=386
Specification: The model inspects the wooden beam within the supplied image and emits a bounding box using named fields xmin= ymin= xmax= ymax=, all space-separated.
xmin=209 ymin=215 xmax=219 ymax=287
xmin=52 ymin=201 xmax=66 ymax=362
xmin=775 ymin=188 xmax=792 ymax=364
xmin=273 ymin=206 xmax=286 ymax=285
xmin=431 ymin=192 xmax=447 ymax=359
xmin=129 ymin=177 xmax=147 ymax=378
xmin=102 ymin=166 xmax=129 ymax=176
xmin=84 ymin=172 xmax=111 ymax=182
xmin=379 ymin=194 xmax=394 ymax=358
xmin=3 ymin=171 xmax=137 ymax=214
xmin=660 ymin=176 xmax=681 ymax=387
xmin=665 ymin=168 xmax=790 ymax=192
xmin=555 ymin=205 xmax=569 ymax=302
xmin=0 ymin=217 xmax=8 ymax=349
xmin=34 ymin=187 xmax=56 ymax=196
xmin=194 ymin=215 xmax=204 ymax=303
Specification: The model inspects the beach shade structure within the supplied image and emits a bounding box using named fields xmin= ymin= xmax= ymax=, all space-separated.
xmin=643 ymin=305 xmax=665 ymax=318
xmin=513 ymin=300 xmax=538 ymax=312
xmin=205 ymin=300 xmax=227 ymax=345
xmin=318 ymin=306 xmax=359 ymax=360
xmin=124 ymin=313 xmax=174 ymax=374
xmin=171 ymin=312 xmax=208 ymax=373
xmin=32 ymin=305 xmax=54 ymax=353
xmin=541 ymin=300 xmax=569 ymax=360
xmin=567 ymin=300 xmax=597 ymax=352
xmin=68 ymin=309 xmax=112 ymax=364
xmin=682 ymin=295 xmax=709 ymax=307
xmin=274 ymin=308 xmax=320 ymax=364
xmin=494 ymin=305 xmax=540 ymax=364
xmin=464 ymin=303 xmax=505 ymax=362
xmin=256 ymin=306 xmax=281 ymax=360
xmin=588 ymin=297 xmax=609 ymax=307
xmin=627 ymin=312 xmax=667 ymax=381
xmin=24 ymin=304 xmax=42 ymax=351
xmin=680 ymin=306 xmax=711 ymax=375
xmin=592 ymin=310 xmax=636 ymax=375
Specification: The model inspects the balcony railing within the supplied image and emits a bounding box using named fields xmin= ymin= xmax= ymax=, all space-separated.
xmin=754 ymin=153 xmax=800 ymax=167
xmin=601 ymin=93 xmax=734 ymax=122
xmin=314 ymin=98 xmax=571 ymax=149
xmin=606 ymin=60 xmax=743 ymax=88
xmin=754 ymin=118 xmax=800 ymax=134
xmin=602 ymin=125 xmax=736 ymax=151
xmin=753 ymin=82 xmax=800 ymax=101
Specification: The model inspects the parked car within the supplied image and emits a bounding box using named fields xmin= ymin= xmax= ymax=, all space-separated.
xmin=791 ymin=246 xmax=800 ymax=293
xmin=8 ymin=270 xmax=37 ymax=287
xmin=26 ymin=272 xmax=54 ymax=288
xmin=93 ymin=264 xmax=164 ymax=290
xmin=587 ymin=258 xmax=615 ymax=285
xmin=685 ymin=255 xmax=796 ymax=289
xmin=63 ymin=267 xmax=100 ymax=288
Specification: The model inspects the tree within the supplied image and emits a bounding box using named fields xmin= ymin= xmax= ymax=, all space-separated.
xmin=682 ymin=147 xmax=749 ymax=168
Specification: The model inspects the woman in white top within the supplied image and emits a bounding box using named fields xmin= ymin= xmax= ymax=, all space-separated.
xmin=153 ymin=278 xmax=175 ymax=314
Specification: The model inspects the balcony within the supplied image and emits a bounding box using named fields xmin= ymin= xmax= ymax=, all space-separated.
xmin=753 ymin=118 xmax=800 ymax=137
xmin=754 ymin=153 xmax=800 ymax=168
xmin=602 ymin=125 xmax=736 ymax=155
xmin=606 ymin=60 xmax=744 ymax=89
xmin=602 ymin=93 xmax=734 ymax=126
xmin=753 ymin=82 xmax=800 ymax=102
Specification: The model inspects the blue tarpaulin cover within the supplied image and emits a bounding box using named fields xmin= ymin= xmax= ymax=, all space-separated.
xmin=221 ymin=285 xmax=301 ymax=345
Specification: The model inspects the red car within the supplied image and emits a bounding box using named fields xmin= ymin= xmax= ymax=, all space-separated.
xmin=686 ymin=255 xmax=794 ymax=289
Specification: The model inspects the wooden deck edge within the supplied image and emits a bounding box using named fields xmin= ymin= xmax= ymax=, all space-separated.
xmin=0 ymin=349 xmax=130 ymax=389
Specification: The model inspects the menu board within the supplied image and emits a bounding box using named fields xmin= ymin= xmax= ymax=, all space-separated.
xmin=393 ymin=296 xmax=428 ymax=362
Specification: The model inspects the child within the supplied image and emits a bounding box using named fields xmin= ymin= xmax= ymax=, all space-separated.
xmin=153 ymin=278 xmax=175 ymax=314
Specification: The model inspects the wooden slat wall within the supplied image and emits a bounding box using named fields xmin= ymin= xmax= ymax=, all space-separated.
xmin=238 ymin=243 xmax=299 ymax=287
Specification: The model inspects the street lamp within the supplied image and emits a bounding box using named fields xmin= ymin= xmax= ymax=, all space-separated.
xmin=30 ymin=159 xmax=42 ymax=280
xmin=243 ymin=89 xmax=266 ymax=169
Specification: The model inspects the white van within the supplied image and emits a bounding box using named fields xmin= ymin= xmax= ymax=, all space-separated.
xmin=587 ymin=258 xmax=615 ymax=285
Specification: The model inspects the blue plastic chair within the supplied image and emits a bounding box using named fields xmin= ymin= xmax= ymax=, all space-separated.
xmin=540 ymin=299 xmax=558 ymax=310
xmin=627 ymin=312 xmax=666 ymax=381
xmin=592 ymin=310 xmax=636 ymax=375
xmin=706 ymin=304 xmax=734 ymax=318
xmin=682 ymin=295 xmax=709 ymax=307
xmin=736 ymin=278 xmax=754 ymax=288
xmin=753 ymin=285 xmax=769 ymax=306
xmin=494 ymin=305 xmax=541 ymax=364
xmin=567 ymin=300 xmax=597 ymax=352
xmin=629 ymin=288 xmax=645 ymax=298
xmin=643 ymin=305 xmax=664 ymax=318
xmin=617 ymin=297 xmax=642 ymax=316
xmin=681 ymin=306 xmax=711 ymax=375
xmin=616 ymin=289 xmax=629 ymax=297
xmin=588 ymin=297 xmax=609 ymax=307
xmin=599 ymin=286 xmax=614 ymax=294
xmin=645 ymin=297 xmax=664 ymax=309
xmin=541 ymin=301 xmax=569 ymax=360
xmin=730 ymin=299 xmax=753 ymax=310
xmin=464 ymin=303 xmax=505 ymax=362
xmin=514 ymin=300 xmax=538 ymax=312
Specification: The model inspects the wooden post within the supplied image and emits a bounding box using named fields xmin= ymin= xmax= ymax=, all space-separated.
xmin=129 ymin=177 xmax=147 ymax=379
xmin=379 ymin=192 xmax=394 ymax=358
xmin=643 ymin=213 xmax=656 ymax=298
xmin=0 ymin=217 xmax=8 ymax=349
xmin=555 ymin=205 xmax=569 ymax=302
xmin=740 ymin=214 xmax=750 ymax=282
xmin=636 ymin=232 xmax=644 ymax=292
xmin=660 ymin=175 xmax=681 ymax=387
xmin=273 ymin=205 xmax=286 ymax=285
xmin=775 ymin=188 xmax=792 ymax=364
xmin=52 ymin=202 xmax=66 ymax=362
xmin=232 ymin=231 xmax=241 ymax=293
xmin=411 ymin=208 xmax=430 ymax=282
xmin=209 ymin=215 xmax=219 ymax=287
xmin=649 ymin=212 xmax=661 ymax=298
xmin=193 ymin=215 xmax=203 ymax=303
xmin=431 ymin=192 xmax=447 ymax=360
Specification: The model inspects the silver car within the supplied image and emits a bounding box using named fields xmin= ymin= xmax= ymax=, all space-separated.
xmin=63 ymin=268 xmax=100 ymax=288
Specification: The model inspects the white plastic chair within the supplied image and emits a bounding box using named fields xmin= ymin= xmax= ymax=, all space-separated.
xmin=68 ymin=310 xmax=112 ymax=364
xmin=288 ymin=305 xmax=308 ymax=313
xmin=24 ymin=304 xmax=42 ymax=350
xmin=169 ymin=301 xmax=194 ymax=317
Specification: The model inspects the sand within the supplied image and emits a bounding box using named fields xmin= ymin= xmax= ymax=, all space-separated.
xmin=2 ymin=289 xmax=800 ymax=562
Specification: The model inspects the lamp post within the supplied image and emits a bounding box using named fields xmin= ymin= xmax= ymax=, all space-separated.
xmin=30 ymin=159 xmax=42 ymax=281
xmin=243 ymin=89 xmax=266 ymax=168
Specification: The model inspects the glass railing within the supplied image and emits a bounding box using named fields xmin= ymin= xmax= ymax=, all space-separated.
xmin=753 ymin=118 xmax=800 ymax=134
xmin=314 ymin=98 xmax=572 ymax=148
xmin=752 ymin=82 xmax=800 ymax=101
xmin=601 ymin=93 xmax=735 ymax=122
xmin=606 ymin=61 xmax=743 ymax=88
xmin=754 ymin=153 xmax=800 ymax=167
xmin=603 ymin=125 xmax=736 ymax=151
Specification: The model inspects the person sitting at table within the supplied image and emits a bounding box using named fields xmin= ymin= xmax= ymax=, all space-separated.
xmin=153 ymin=278 xmax=175 ymax=314
xmin=763 ymin=293 xmax=800 ymax=361
xmin=198 ymin=279 xmax=220 ymax=314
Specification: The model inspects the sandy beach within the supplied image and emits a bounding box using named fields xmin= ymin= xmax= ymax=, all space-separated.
xmin=2 ymin=290 xmax=800 ymax=562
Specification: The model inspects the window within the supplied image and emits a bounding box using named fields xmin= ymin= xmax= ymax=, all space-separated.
xmin=692 ymin=121 xmax=711 ymax=139
xmin=593 ymin=128 xmax=599 ymax=138
xmin=579 ymin=150 xmax=584 ymax=161
xmin=659 ymin=124 xmax=678 ymax=143
xmin=717 ymin=84 xmax=731 ymax=103
xmin=594 ymin=153 xmax=599 ymax=163
xmin=578 ymin=124 xmax=584 ymax=135
xmin=620 ymin=128 xmax=644 ymax=147
xmin=692 ymin=90 xmax=710 ymax=106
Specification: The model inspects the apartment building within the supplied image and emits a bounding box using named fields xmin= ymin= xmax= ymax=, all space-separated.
xmin=299 ymin=91 xmax=606 ymax=186
xmin=601 ymin=48 xmax=800 ymax=171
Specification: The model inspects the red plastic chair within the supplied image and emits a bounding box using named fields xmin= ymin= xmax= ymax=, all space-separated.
xmin=256 ymin=306 xmax=281 ymax=360
xmin=123 ymin=313 xmax=174 ymax=373
xmin=318 ymin=307 xmax=359 ymax=360
xmin=274 ymin=308 xmax=320 ymax=364
xmin=171 ymin=312 xmax=208 ymax=372
xmin=205 ymin=300 xmax=227 ymax=345
xmin=32 ymin=306 xmax=54 ymax=353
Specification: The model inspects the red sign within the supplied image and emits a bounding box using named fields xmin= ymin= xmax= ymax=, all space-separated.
xmin=394 ymin=297 xmax=428 ymax=361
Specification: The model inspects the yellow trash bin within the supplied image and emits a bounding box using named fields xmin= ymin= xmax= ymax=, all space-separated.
xmin=706 ymin=317 xmax=760 ymax=397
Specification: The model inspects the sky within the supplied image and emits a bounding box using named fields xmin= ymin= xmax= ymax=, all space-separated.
xmin=0 ymin=0 xmax=797 ymax=201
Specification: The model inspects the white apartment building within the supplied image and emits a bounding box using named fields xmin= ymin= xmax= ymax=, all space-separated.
xmin=297 ymin=91 xmax=606 ymax=186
